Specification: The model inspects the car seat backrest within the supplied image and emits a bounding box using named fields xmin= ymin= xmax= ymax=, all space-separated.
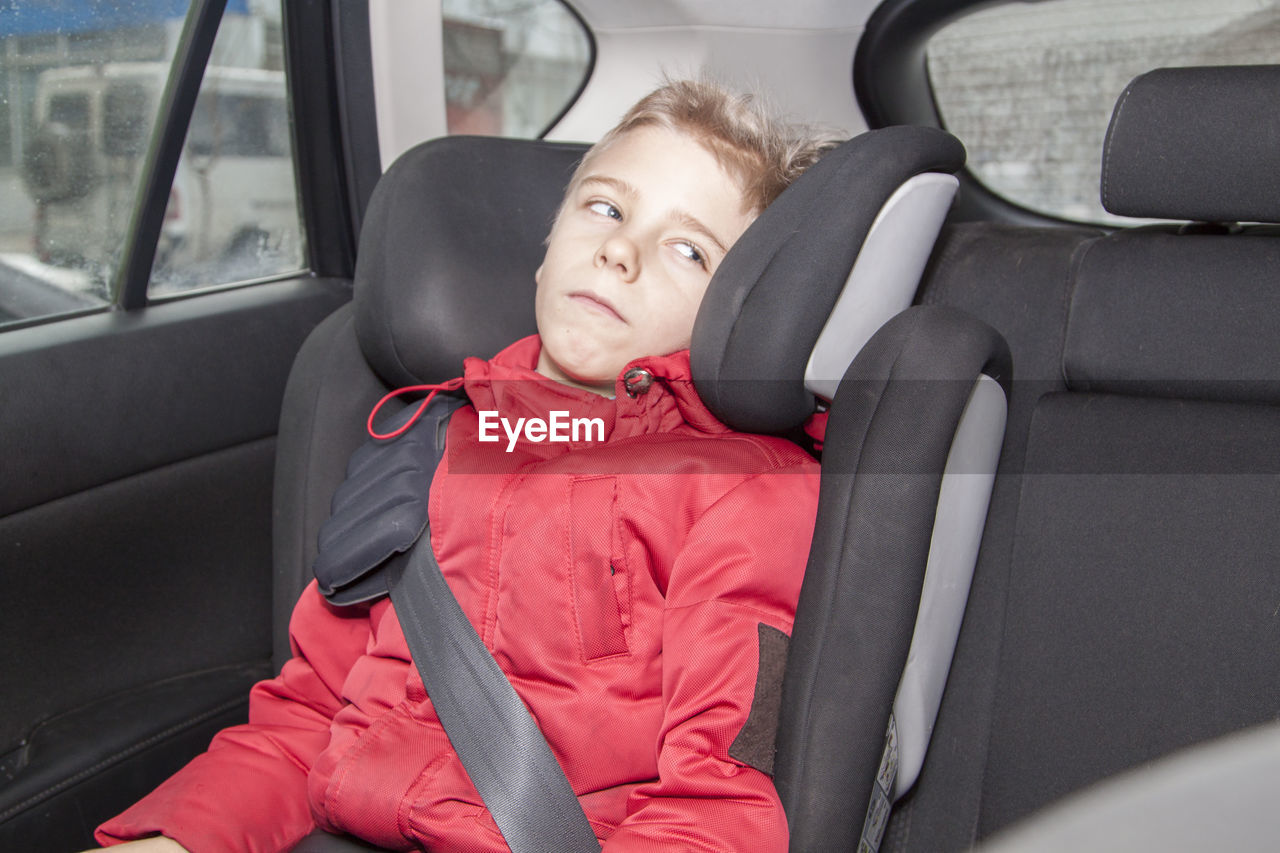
xmin=883 ymin=65 xmax=1280 ymax=851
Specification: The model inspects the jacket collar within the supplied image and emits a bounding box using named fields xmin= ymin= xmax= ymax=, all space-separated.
xmin=460 ymin=335 xmax=733 ymax=442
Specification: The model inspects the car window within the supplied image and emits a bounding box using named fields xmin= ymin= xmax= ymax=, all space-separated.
xmin=0 ymin=0 xmax=305 ymax=328
xmin=927 ymin=0 xmax=1280 ymax=224
xmin=442 ymin=0 xmax=591 ymax=138
xmin=47 ymin=93 xmax=91 ymax=130
xmin=187 ymin=93 xmax=291 ymax=158
xmin=103 ymin=83 xmax=151 ymax=157
xmin=149 ymin=5 xmax=304 ymax=297
xmin=1 ymin=9 xmax=177 ymax=325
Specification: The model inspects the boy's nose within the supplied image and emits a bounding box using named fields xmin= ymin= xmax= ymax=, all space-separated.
xmin=596 ymin=234 xmax=640 ymax=283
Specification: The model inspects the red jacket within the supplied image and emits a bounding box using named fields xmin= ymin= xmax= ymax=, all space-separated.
xmin=98 ymin=336 xmax=820 ymax=852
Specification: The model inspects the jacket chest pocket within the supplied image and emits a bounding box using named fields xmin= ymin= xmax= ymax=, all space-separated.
xmin=569 ymin=476 xmax=630 ymax=661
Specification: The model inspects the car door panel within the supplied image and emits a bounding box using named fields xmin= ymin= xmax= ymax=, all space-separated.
xmin=0 ymin=277 xmax=350 ymax=848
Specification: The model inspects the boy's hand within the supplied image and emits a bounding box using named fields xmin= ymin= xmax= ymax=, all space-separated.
xmin=81 ymin=837 xmax=189 ymax=853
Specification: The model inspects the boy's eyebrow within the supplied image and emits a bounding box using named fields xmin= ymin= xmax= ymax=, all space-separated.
xmin=669 ymin=209 xmax=730 ymax=256
xmin=580 ymin=174 xmax=635 ymax=197
xmin=580 ymin=174 xmax=731 ymax=256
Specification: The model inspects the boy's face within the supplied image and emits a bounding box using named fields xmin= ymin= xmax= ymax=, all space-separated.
xmin=534 ymin=125 xmax=756 ymax=395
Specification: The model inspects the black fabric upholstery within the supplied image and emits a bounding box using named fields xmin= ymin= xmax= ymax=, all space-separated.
xmin=884 ymin=67 xmax=1280 ymax=852
xmin=883 ymin=223 xmax=1093 ymax=852
xmin=775 ymin=304 xmax=1010 ymax=853
xmin=1064 ymin=228 xmax=1280 ymax=403
xmin=354 ymin=136 xmax=585 ymax=388
xmin=1101 ymin=65 xmax=1280 ymax=223
xmin=693 ymin=126 xmax=965 ymax=434
xmin=272 ymin=305 xmax=390 ymax=667
xmin=919 ymin=222 xmax=1099 ymax=462
xmin=980 ymin=393 xmax=1280 ymax=834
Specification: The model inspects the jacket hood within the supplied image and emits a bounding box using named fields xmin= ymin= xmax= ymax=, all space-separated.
xmin=461 ymin=335 xmax=733 ymax=443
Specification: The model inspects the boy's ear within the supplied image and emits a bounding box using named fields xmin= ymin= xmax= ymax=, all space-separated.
xmin=534 ymin=263 xmax=543 ymax=284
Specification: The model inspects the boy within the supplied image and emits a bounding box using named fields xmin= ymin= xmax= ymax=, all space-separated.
xmin=94 ymin=79 xmax=829 ymax=852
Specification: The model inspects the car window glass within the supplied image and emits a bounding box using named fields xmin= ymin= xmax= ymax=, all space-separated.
xmin=442 ymin=0 xmax=591 ymax=138
xmin=47 ymin=94 xmax=91 ymax=130
xmin=104 ymin=83 xmax=151 ymax=157
xmin=927 ymin=0 xmax=1280 ymax=224
xmin=149 ymin=3 xmax=304 ymax=297
xmin=1 ymin=5 xmax=181 ymax=327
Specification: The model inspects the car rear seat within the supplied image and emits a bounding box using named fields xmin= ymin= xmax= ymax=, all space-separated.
xmin=883 ymin=65 xmax=1280 ymax=851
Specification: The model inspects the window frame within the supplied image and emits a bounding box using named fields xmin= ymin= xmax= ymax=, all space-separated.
xmin=285 ymin=0 xmax=380 ymax=273
xmin=531 ymin=0 xmax=596 ymax=140
xmin=0 ymin=0 xmax=373 ymax=331
xmin=855 ymin=0 xmax=1095 ymax=228
xmin=441 ymin=0 xmax=597 ymax=139
xmin=115 ymin=0 xmax=228 ymax=311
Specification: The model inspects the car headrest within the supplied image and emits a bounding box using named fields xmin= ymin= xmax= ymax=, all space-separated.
xmin=355 ymin=127 xmax=965 ymax=433
xmin=692 ymin=125 xmax=965 ymax=433
xmin=1101 ymin=65 xmax=1280 ymax=223
xmin=1063 ymin=230 xmax=1280 ymax=405
xmin=355 ymin=136 xmax=583 ymax=389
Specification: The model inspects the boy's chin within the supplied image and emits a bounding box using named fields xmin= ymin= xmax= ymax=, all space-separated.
xmin=536 ymin=342 xmax=619 ymax=392
xmin=553 ymin=372 xmax=617 ymax=397
xmin=534 ymin=355 xmax=616 ymax=396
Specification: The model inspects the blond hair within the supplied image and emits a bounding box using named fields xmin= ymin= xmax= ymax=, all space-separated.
xmin=570 ymin=78 xmax=834 ymax=215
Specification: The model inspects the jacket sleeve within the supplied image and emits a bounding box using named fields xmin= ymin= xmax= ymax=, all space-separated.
xmin=603 ymin=465 xmax=820 ymax=852
xmin=95 ymin=581 xmax=370 ymax=853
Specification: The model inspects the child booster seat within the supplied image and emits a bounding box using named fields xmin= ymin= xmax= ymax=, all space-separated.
xmin=273 ymin=126 xmax=1008 ymax=851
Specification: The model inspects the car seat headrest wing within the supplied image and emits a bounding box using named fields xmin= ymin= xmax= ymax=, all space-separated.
xmin=691 ymin=125 xmax=966 ymax=434
xmin=354 ymin=136 xmax=586 ymax=388
xmin=1101 ymin=65 xmax=1280 ymax=223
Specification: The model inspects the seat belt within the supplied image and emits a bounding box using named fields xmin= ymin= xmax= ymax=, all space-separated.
xmin=387 ymin=540 xmax=601 ymax=853
xmin=315 ymin=393 xmax=600 ymax=853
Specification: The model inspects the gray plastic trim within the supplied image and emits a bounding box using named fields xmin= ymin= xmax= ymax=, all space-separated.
xmin=804 ymin=171 xmax=959 ymax=401
xmin=891 ymin=373 xmax=1007 ymax=800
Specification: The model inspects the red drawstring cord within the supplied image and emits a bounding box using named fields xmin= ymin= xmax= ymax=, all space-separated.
xmin=366 ymin=377 xmax=465 ymax=440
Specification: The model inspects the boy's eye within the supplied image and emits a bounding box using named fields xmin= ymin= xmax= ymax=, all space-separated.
xmin=672 ymin=241 xmax=707 ymax=268
xmin=588 ymin=200 xmax=622 ymax=220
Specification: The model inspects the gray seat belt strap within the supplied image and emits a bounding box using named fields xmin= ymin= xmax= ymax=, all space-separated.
xmin=386 ymin=539 xmax=602 ymax=853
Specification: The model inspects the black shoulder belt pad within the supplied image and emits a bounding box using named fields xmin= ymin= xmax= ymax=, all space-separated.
xmin=314 ymin=393 xmax=468 ymax=605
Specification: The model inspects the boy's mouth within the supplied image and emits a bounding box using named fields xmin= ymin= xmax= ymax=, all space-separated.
xmin=568 ymin=290 xmax=626 ymax=323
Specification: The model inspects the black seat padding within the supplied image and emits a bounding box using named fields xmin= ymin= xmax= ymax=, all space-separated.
xmin=271 ymin=138 xmax=584 ymax=665
xmin=883 ymin=65 xmax=1280 ymax=850
xmin=1100 ymin=65 xmax=1280 ymax=224
xmin=775 ymin=304 xmax=1010 ymax=851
